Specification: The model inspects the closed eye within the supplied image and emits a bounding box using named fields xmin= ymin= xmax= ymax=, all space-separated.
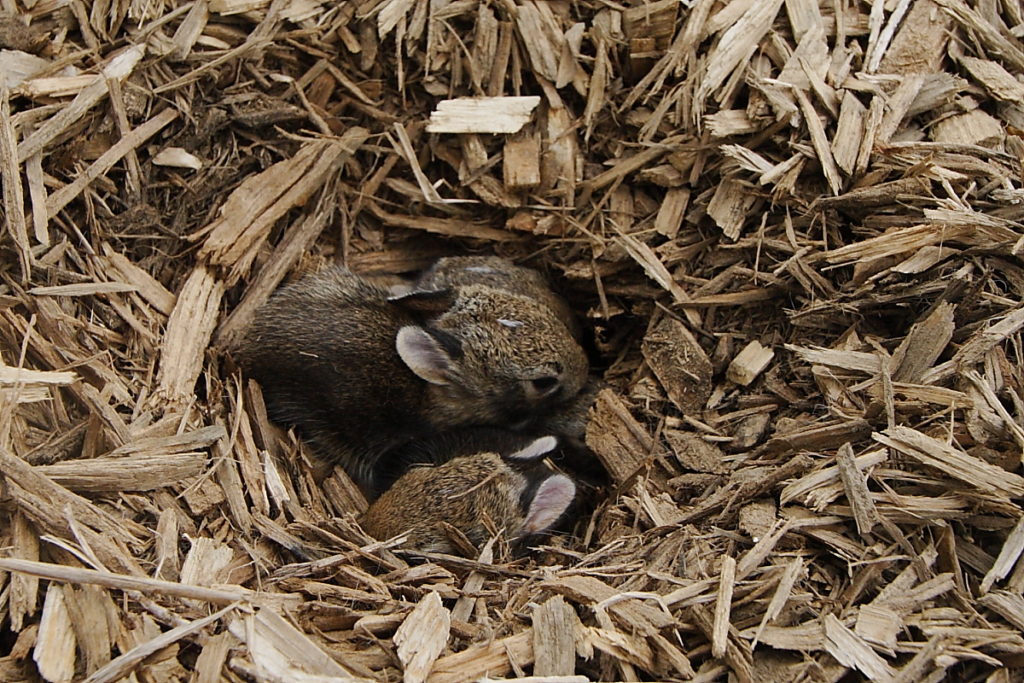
xmin=531 ymin=376 xmax=558 ymax=393
xmin=524 ymin=376 xmax=561 ymax=401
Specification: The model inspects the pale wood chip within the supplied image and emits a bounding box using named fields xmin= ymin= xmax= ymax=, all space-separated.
xmin=426 ymin=96 xmax=540 ymax=134
xmin=707 ymin=177 xmax=759 ymax=239
xmin=582 ymin=39 xmax=607 ymax=140
xmin=712 ymin=555 xmax=736 ymax=659
xmin=822 ymin=613 xmax=897 ymax=681
xmin=394 ymin=591 xmax=450 ymax=683
xmin=37 ymin=452 xmax=207 ymax=493
xmin=751 ymin=557 xmax=804 ymax=648
xmin=100 ymin=244 xmax=177 ymax=316
xmin=154 ymin=264 xmax=225 ymax=403
xmin=878 ymin=0 xmax=950 ymax=74
xmin=581 ymin=625 xmax=657 ymax=675
xmin=875 ymin=426 xmax=1024 ymax=499
xmin=877 ymin=74 xmax=924 ymax=143
xmin=833 ymin=91 xmax=866 ymax=175
xmin=0 ymin=363 xmax=76 ymax=386
xmin=1 ymin=48 xmax=51 ymax=89
xmin=836 ymin=442 xmax=880 ymax=537
xmin=8 ymin=513 xmax=40 ymax=632
xmin=29 ymin=282 xmax=138 ymax=296
xmin=653 ymin=187 xmax=690 ymax=238
xmin=978 ymin=590 xmax=1024 ymax=631
xmin=0 ymin=86 xmax=29 ymax=277
xmin=933 ymin=0 xmax=1024 ymax=72
xmin=958 ymin=55 xmax=1024 ymax=103
xmin=795 ymin=89 xmax=842 ymax=194
xmin=585 ymin=388 xmax=658 ymax=486
xmin=181 ymin=537 xmax=235 ymax=592
xmin=784 ymin=0 xmax=824 ymax=39
xmin=980 ymin=515 xmax=1024 ymax=594
xmin=931 ymin=108 xmax=1004 ymax=147
xmin=780 ymin=449 xmax=886 ymax=505
xmin=503 ymin=133 xmax=541 ymax=190
xmin=63 ymin=585 xmax=114 ymax=676
xmin=891 ymin=636 xmax=947 ymax=682
xmin=615 ymin=232 xmax=697 ymax=319
xmin=855 ymin=604 xmax=901 ymax=653
xmin=514 ymin=1 xmax=562 ymax=82
xmin=34 ymin=583 xmax=76 ymax=683
xmin=786 ymin=344 xmax=881 ymax=374
xmin=192 ymin=631 xmax=238 ymax=683
xmin=531 ymin=595 xmax=578 ymax=677
xmin=0 ymin=447 xmax=145 ymax=548
xmin=726 ymin=340 xmax=774 ymax=386
xmin=778 ymin=23 xmax=829 ymax=94
xmin=736 ymin=517 xmax=788 ymax=577
xmin=151 ymin=146 xmax=202 ymax=170
xmin=705 ymin=109 xmax=757 ymax=137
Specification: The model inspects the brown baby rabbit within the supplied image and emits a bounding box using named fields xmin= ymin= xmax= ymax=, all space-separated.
xmin=236 ymin=266 xmax=588 ymax=492
xmin=410 ymin=255 xmax=598 ymax=441
xmin=361 ymin=434 xmax=575 ymax=554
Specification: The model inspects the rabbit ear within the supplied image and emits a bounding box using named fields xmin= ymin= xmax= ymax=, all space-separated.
xmin=507 ymin=436 xmax=558 ymax=462
xmin=522 ymin=475 xmax=575 ymax=534
xmin=396 ymin=326 xmax=452 ymax=385
xmin=388 ymin=288 xmax=455 ymax=315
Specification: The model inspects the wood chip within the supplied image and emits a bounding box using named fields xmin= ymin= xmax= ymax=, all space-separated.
xmin=726 ymin=340 xmax=774 ymax=386
xmin=33 ymin=583 xmax=76 ymax=683
xmin=532 ymin=595 xmax=578 ymax=677
xmin=642 ymin=316 xmax=714 ymax=414
xmin=426 ymin=96 xmax=540 ymax=134
xmin=394 ymin=591 xmax=450 ymax=683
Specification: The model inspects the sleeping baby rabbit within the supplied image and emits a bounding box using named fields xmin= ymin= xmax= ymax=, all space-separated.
xmin=361 ymin=432 xmax=575 ymax=554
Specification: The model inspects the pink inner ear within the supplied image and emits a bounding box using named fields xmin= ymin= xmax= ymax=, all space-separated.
xmin=508 ymin=435 xmax=558 ymax=462
xmin=523 ymin=475 xmax=576 ymax=534
xmin=396 ymin=326 xmax=451 ymax=385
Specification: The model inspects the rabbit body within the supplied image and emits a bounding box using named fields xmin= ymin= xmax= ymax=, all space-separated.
xmin=361 ymin=434 xmax=575 ymax=554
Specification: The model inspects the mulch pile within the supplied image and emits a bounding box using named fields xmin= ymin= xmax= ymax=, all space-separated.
xmin=3 ymin=0 xmax=1024 ymax=680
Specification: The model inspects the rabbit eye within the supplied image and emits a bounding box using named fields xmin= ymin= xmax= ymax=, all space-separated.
xmin=532 ymin=376 xmax=558 ymax=391
xmin=527 ymin=376 xmax=560 ymax=399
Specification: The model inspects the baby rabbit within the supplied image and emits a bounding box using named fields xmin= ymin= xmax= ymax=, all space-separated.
xmin=408 ymin=256 xmax=580 ymax=340
xmin=361 ymin=434 xmax=575 ymax=554
xmin=236 ymin=266 xmax=588 ymax=492
xmin=411 ymin=255 xmax=598 ymax=439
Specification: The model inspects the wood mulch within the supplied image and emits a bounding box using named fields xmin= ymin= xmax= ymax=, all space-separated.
xmin=3 ymin=0 xmax=1024 ymax=680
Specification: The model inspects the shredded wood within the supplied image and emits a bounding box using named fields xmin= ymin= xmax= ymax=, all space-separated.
xmin=2 ymin=0 xmax=1024 ymax=680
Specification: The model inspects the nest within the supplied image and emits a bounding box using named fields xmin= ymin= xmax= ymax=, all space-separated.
xmin=3 ymin=0 xmax=1024 ymax=680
